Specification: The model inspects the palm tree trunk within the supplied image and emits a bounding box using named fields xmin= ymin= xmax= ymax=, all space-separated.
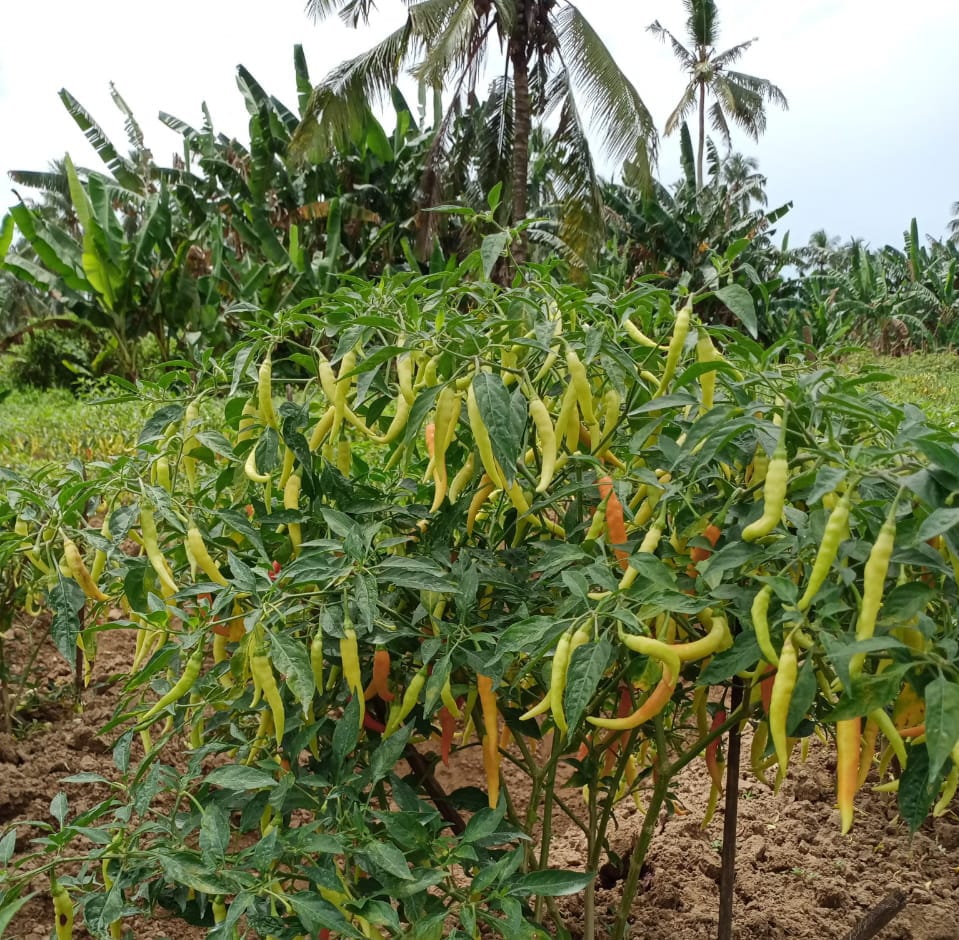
xmin=509 ymin=3 xmax=531 ymax=266
xmin=697 ymin=80 xmax=706 ymax=191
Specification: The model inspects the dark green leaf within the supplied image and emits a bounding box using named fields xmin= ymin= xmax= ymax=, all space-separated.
xmin=898 ymin=745 xmax=941 ymax=833
xmin=205 ymin=765 xmax=277 ymax=790
xmin=333 ymin=695 xmax=361 ymax=765
xmin=480 ymin=233 xmax=509 ymax=280
xmin=199 ymin=804 xmax=230 ymax=861
xmin=508 ymin=869 xmax=595 ymax=897
xmin=923 ymin=676 xmax=959 ymax=785
xmin=917 ymin=508 xmax=959 ymax=543
xmin=268 ymin=631 xmax=315 ymax=717
xmin=715 ymin=284 xmax=757 ymax=338
xmin=472 ymin=372 xmax=520 ymax=485
xmin=698 ymin=632 xmax=760 ymax=685
xmin=48 ymin=578 xmax=84 ymax=663
xmin=786 ymin=655 xmax=818 ymax=736
xmin=359 ymin=841 xmax=414 ymax=881
xmin=371 ymin=724 xmax=412 ymax=783
xmin=563 ymin=639 xmax=612 ymax=736
xmin=138 ymin=404 xmax=183 ymax=446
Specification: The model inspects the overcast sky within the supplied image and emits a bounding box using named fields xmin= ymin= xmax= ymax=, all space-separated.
xmin=1 ymin=0 xmax=957 ymax=250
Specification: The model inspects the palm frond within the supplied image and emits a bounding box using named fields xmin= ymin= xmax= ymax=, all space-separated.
xmin=708 ymin=101 xmax=732 ymax=146
xmin=411 ymin=0 xmax=481 ymax=89
xmin=305 ymin=0 xmax=377 ymax=26
xmin=7 ymin=169 xmax=71 ymax=197
xmin=646 ymin=21 xmax=696 ymax=68
xmin=664 ymin=82 xmax=698 ymax=136
xmin=556 ymin=4 xmax=658 ymax=168
xmin=294 ymin=45 xmax=313 ymax=118
xmin=683 ymin=0 xmax=720 ymax=47
xmin=542 ymin=66 xmax=604 ymax=265
xmin=291 ymin=21 xmax=411 ymax=159
xmin=711 ymin=39 xmax=757 ymax=69
xmin=723 ymin=70 xmax=788 ymax=110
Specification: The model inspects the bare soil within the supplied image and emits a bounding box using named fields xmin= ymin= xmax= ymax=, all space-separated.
xmin=3 ymin=618 xmax=958 ymax=940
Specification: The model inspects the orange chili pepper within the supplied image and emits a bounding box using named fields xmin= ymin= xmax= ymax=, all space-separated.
xmin=364 ymin=649 xmax=395 ymax=702
xmin=597 ymin=475 xmax=629 ymax=570
xmin=477 ymin=674 xmax=501 ymax=808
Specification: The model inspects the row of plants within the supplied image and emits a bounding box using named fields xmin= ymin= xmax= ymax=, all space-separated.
xmin=2 ymin=252 xmax=958 ymax=938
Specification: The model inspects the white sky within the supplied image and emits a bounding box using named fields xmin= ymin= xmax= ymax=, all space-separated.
xmin=1 ymin=0 xmax=957 ymax=249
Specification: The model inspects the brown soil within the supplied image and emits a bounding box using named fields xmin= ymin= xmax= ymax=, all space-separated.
xmin=3 ymin=619 xmax=958 ymax=940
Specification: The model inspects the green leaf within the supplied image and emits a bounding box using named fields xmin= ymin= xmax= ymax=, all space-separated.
xmin=288 ymin=893 xmax=360 ymax=937
xmin=0 ymin=894 xmax=35 ymax=937
xmin=472 ymin=372 xmax=521 ymax=485
xmin=460 ymin=802 xmax=506 ymax=845
xmin=49 ymin=792 xmax=68 ymax=827
xmin=923 ymin=676 xmax=959 ymax=785
xmin=358 ymin=841 xmax=414 ymax=881
xmin=254 ymin=427 xmax=280 ymax=474
xmin=508 ymin=869 xmax=595 ymax=897
xmin=199 ymin=804 xmax=230 ymax=861
xmin=375 ymin=557 xmax=456 ymax=593
xmin=898 ymin=745 xmax=941 ymax=832
xmin=881 ymin=582 xmax=936 ymax=623
xmin=205 ymin=765 xmax=278 ymax=790
xmin=786 ymin=655 xmax=818 ymax=736
xmin=196 ymin=430 xmax=236 ymax=459
xmin=48 ymin=580 xmax=84 ymax=664
xmin=0 ymin=830 xmax=16 ymax=866
xmin=563 ymin=639 xmax=613 ymax=736
xmin=138 ymin=404 xmax=184 ymax=446
xmin=333 ymin=695 xmax=361 ymax=765
xmin=827 ymin=667 xmax=907 ymax=722
xmin=715 ymin=284 xmax=757 ymax=338
xmin=480 ymin=232 xmax=509 ymax=280
xmin=371 ymin=723 xmax=412 ymax=784
xmin=698 ymin=632 xmax=760 ymax=685
xmin=917 ymin=507 xmax=959 ymax=543
xmin=268 ymin=632 xmax=315 ymax=717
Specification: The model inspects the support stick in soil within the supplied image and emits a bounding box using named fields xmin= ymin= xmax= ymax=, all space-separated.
xmin=843 ymin=889 xmax=907 ymax=940
xmin=717 ymin=678 xmax=743 ymax=940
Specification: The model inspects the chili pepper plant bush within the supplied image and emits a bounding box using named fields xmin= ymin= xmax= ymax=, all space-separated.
xmin=2 ymin=251 xmax=959 ymax=940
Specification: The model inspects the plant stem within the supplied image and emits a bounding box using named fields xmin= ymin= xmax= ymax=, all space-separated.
xmin=610 ymin=714 xmax=671 ymax=940
xmin=717 ymin=677 xmax=744 ymax=940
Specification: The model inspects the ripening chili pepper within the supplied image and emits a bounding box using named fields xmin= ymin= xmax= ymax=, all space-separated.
xmin=340 ymin=625 xmax=364 ymax=728
xmin=51 ymin=880 xmax=74 ymax=940
xmin=836 ymin=717 xmax=861 ymax=834
xmin=477 ymin=674 xmax=501 ymax=808
xmin=751 ymin=584 xmax=779 ymax=666
xmin=587 ymin=663 xmax=677 ymax=731
xmin=769 ymin=635 xmax=798 ymax=778
xmin=283 ymin=473 xmax=302 ymax=556
xmin=268 ymin=560 xmax=282 ymax=582
xmin=187 ymin=525 xmax=229 ymax=587
xmin=742 ymin=419 xmax=789 ymax=542
xmin=466 ymin=475 xmax=496 ymax=536
xmin=597 ymin=475 xmax=629 ymax=570
xmin=868 ymin=707 xmax=908 ymax=767
xmin=623 ymin=318 xmax=662 ymax=349
xmin=655 ymin=301 xmax=692 ymax=396
xmin=797 ymin=486 xmax=853 ymax=612
xmin=668 ymin=615 xmax=730 ymax=662
xmin=63 ymin=536 xmax=109 ymax=602
xmin=330 ymin=346 xmax=357 ymax=443
xmin=705 ymin=709 xmax=727 ymax=792
xmin=384 ymin=667 xmax=428 ymax=737
xmin=363 ymin=711 xmax=386 ymax=734
xmin=696 ymin=329 xmax=719 ymax=413
xmin=760 ymin=670 xmax=775 ymax=715
xmin=364 ymin=649 xmax=395 ymax=702
xmin=212 ymin=896 xmax=227 ymax=924
xmin=529 ymin=395 xmax=557 ymax=494
xmin=257 ymin=351 xmax=278 ymax=429
xmin=439 ymin=705 xmax=457 ymax=766
xmin=448 ymin=451 xmax=476 ymax=504
xmin=855 ymin=500 xmax=898 ymax=645
xmin=618 ymin=506 xmax=666 ymax=592
xmin=565 ymin=345 xmax=597 ymax=428
xmin=140 ymin=504 xmax=178 ymax=599
xmin=548 ymin=630 xmax=574 ymax=736
xmin=141 ymin=640 xmax=205 ymax=723
xmin=857 ymin=717 xmax=880 ymax=790
xmin=251 ymin=648 xmax=285 ymax=749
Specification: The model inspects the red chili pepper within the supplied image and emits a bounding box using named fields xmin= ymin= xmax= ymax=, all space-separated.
xmin=439 ymin=706 xmax=456 ymax=766
xmin=363 ymin=711 xmax=386 ymax=734
xmin=705 ymin=709 xmax=726 ymax=790
xmin=268 ymin=560 xmax=282 ymax=581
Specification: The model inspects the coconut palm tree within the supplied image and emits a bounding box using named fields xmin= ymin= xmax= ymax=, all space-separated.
xmin=648 ymin=0 xmax=787 ymax=191
xmin=948 ymin=201 xmax=959 ymax=244
xmin=300 ymin=0 xmax=657 ymax=266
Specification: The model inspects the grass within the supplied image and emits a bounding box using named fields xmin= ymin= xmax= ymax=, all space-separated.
xmin=0 ymin=386 xmax=150 ymax=472
xmin=841 ymin=351 xmax=959 ymax=429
